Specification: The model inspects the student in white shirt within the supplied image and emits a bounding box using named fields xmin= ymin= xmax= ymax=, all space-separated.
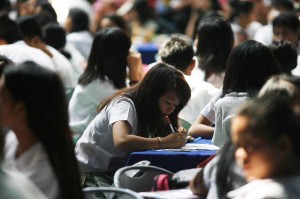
xmin=0 ymin=13 xmax=55 ymax=71
xmin=228 ymin=96 xmax=300 ymax=199
xmin=1 ymin=62 xmax=84 ymax=199
xmin=189 ymin=40 xmax=280 ymax=147
xmin=16 ymin=15 xmax=76 ymax=88
xmin=65 ymin=8 xmax=93 ymax=60
xmin=194 ymin=16 xmax=234 ymax=88
xmin=69 ymin=27 xmax=144 ymax=139
xmin=76 ymin=63 xmax=191 ymax=187
xmin=190 ymin=74 xmax=300 ymax=199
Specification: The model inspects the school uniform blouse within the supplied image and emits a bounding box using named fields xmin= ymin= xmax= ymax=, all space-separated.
xmin=200 ymin=89 xmax=223 ymax=123
xmin=75 ymin=96 xmax=138 ymax=173
xmin=213 ymin=92 xmax=249 ymax=147
xmin=0 ymin=41 xmax=56 ymax=71
xmin=66 ymin=30 xmax=93 ymax=60
xmin=69 ymin=78 xmax=118 ymax=137
xmin=4 ymin=131 xmax=60 ymax=199
xmin=0 ymin=166 xmax=47 ymax=199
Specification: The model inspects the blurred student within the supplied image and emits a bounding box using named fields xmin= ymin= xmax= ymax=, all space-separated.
xmin=65 ymin=8 xmax=93 ymax=60
xmin=76 ymin=63 xmax=191 ymax=187
xmin=228 ymin=96 xmax=300 ymax=198
xmin=271 ymin=12 xmax=300 ymax=76
xmin=0 ymin=13 xmax=55 ymax=71
xmin=2 ymin=62 xmax=84 ymax=199
xmin=269 ymin=40 xmax=298 ymax=75
xmin=43 ymin=22 xmax=86 ymax=83
xmin=0 ymin=55 xmax=46 ymax=199
xmin=190 ymin=74 xmax=300 ymax=199
xmin=16 ymin=15 xmax=76 ymax=89
xmin=194 ymin=16 xmax=234 ymax=88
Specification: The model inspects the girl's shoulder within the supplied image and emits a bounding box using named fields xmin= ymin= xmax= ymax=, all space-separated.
xmin=108 ymin=96 xmax=135 ymax=108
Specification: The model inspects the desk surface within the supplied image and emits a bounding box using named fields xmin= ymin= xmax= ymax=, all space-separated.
xmin=126 ymin=139 xmax=217 ymax=173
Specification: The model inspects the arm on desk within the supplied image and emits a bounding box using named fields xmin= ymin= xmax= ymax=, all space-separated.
xmin=188 ymin=114 xmax=214 ymax=138
xmin=112 ymin=121 xmax=187 ymax=152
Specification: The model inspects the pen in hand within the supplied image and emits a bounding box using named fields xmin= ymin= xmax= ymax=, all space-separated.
xmin=164 ymin=115 xmax=176 ymax=133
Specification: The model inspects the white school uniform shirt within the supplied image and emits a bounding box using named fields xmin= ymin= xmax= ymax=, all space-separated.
xmin=0 ymin=41 xmax=55 ymax=71
xmin=200 ymin=89 xmax=223 ymax=124
xmin=254 ymin=24 xmax=273 ymax=46
xmin=227 ymin=176 xmax=300 ymax=199
xmin=4 ymin=131 xmax=60 ymax=199
xmin=213 ymin=92 xmax=249 ymax=147
xmin=75 ymin=96 xmax=138 ymax=173
xmin=0 ymin=165 xmax=47 ymax=199
xmin=179 ymin=75 xmax=218 ymax=124
xmin=69 ymin=78 xmax=118 ymax=136
xmin=64 ymin=42 xmax=86 ymax=83
xmin=47 ymin=45 xmax=76 ymax=88
xmin=66 ymin=30 xmax=93 ymax=60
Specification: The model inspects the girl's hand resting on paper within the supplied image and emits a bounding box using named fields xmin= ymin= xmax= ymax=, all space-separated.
xmin=162 ymin=127 xmax=187 ymax=148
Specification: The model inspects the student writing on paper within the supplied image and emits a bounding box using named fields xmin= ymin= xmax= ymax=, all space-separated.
xmin=75 ymin=63 xmax=191 ymax=187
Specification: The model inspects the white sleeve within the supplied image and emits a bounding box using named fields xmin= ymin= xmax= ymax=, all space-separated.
xmin=200 ymin=89 xmax=222 ymax=123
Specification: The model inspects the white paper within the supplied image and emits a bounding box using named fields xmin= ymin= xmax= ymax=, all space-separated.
xmin=155 ymin=144 xmax=220 ymax=152
xmin=139 ymin=188 xmax=199 ymax=199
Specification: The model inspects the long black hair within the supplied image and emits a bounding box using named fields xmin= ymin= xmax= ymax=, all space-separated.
xmin=78 ymin=27 xmax=131 ymax=89
xmin=222 ymin=40 xmax=280 ymax=98
xmin=196 ymin=17 xmax=234 ymax=78
xmin=3 ymin=62 xmax=84 ymax=199
xmin=98 ymin=63 xmax=191 ymax=137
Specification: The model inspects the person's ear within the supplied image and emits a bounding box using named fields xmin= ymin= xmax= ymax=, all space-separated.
xmin=276 ymin=135 xmax=292 ymax=158
xmin=185 ymin=59 xmax=196 ymax=75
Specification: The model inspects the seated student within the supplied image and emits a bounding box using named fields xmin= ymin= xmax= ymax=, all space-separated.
xmin=190 ymin=74 xmax=300 ymax=199
xmin=0 ymin=55 xmax=46 ymax=199
xmin=64 ymin=8 xmax=93 ymax=60
xmin=68 ymin=27 xmax=144 ymax=140
xmin=158 ymin=33 xmax=218 ymax=125
xmin=2 ymin=62 xmax=84 ymax=199
xmin=194 ymin=16 xmax=234 ymax=88
xmin=0 ymin=13 xmax=55 ymax=71
xmin=269 ymin=40 xmax=298 ymax=75
xmin=189 ymin=40 xmax=280 ymax=147
xmin=43 ymin=22 xmax=86 ymax=83
xmin=75 ymin=63 xmax=191 ymax=187
xmin=16 ymin=15 xmax=76 ymax=89
xmin=227 ymin=96 xmax=300 ymax=198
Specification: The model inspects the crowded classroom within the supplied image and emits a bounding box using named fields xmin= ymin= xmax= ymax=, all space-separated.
xmin=0 ymin=0 xmax=300 ymax=198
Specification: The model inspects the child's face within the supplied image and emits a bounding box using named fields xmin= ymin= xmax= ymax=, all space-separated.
xmin=231 ymin=115 xmax=281 ymax=182
xmin=158 ymin=90 xmax=180 ymax=116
